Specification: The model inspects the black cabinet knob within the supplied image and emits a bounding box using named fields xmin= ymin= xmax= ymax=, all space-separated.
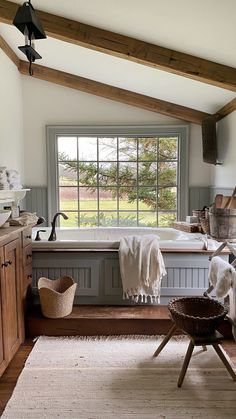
xmin=1 ymin=260 xmax=12 ymax=267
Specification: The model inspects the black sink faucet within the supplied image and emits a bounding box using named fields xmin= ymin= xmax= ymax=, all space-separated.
xmin=48 ymin=212 xmax=68 ymax=241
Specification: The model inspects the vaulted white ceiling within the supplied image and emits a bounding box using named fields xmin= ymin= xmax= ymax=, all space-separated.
xmin=0 ymin=0 xmax=236 ymax=115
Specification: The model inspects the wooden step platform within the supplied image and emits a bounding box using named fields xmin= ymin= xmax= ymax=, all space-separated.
xmin=26 ymin=305 xmax=173 ymax=337
xmin=26 ymin=305 xmax=233 ymax=338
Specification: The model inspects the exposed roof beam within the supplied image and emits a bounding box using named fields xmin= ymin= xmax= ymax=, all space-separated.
xmin=0 ymin=33 xmax=19 ymax=67
xmin=0 ymin=34 xmax=211 ymax=124
xmin=0 ymin=0 xmax=236 ymax=92
xmin=18 ymin=61 xmax=209 ymax=124
xmin=214 ymin=97 xmax=236 ymax=122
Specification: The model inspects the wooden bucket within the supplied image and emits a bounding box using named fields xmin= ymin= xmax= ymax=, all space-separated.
xmin=209 ymin=207 xmax=236 ymax=240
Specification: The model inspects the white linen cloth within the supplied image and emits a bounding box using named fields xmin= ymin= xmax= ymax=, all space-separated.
xmin=9 ymin=212 xmax=39 ymax=226
xmin=119 ymin=235 xmax=166 ymax=303
xmin=208 ymin=256 xmax=236 ymax=339
xmin=198 ymin=236 xmax=224 ymax=251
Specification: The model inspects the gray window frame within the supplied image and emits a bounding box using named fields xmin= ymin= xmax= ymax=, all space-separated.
xmin=46 ymin=125 xmax=189 ymax=225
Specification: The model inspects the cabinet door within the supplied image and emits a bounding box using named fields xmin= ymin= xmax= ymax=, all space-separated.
xmin=22 ymin=227 xmax=32 ymax=247
xmin=1 ymin=238 xmax=22 ymax=362
xmin=0 ymin=247 xmax=7 ymax=376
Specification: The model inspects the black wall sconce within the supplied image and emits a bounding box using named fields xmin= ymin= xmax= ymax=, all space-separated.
xmin=13 ymin=0 xmax=46 ymax=75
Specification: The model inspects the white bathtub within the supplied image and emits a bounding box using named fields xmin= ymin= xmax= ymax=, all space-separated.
xmin=32 ymin=227 xmax=205 ymax=250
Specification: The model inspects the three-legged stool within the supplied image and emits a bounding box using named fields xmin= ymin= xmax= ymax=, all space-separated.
xmin=153 ymin=327 xmax=236 ymax=387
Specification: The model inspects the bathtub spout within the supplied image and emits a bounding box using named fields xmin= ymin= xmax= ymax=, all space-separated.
xmin=48 ymin=212 xmax=68 ymax=241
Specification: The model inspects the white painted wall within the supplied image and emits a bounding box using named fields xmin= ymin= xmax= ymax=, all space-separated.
xmin=0 ymin=50 xmax=24 ymax=178
xmin=21 ymin=76 xmax=211 ymax=187
xmin=210 ymin=111 xmax=236 ymax=188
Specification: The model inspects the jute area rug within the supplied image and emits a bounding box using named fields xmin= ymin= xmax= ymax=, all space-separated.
xmin=1 ymin=336 xmax=236 ymax=419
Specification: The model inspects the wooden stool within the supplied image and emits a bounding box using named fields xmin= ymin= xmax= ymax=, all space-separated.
xmin=153 ymin=327 xmax=236 ymax=387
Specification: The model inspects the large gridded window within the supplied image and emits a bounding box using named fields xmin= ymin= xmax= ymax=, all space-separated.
xmin=47 ymin=126 xmax=189 ymax=227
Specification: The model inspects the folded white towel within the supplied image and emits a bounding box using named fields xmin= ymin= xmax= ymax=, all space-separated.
xmin=208 ymin=256 xmax=234 ymax=296
xmin=119 ymin=235 xmax=166 ymax=304
xmin=228 ymin=277 xmax=236 ymax=340
xmin=208 ymin=256 xmax=236 ymax=340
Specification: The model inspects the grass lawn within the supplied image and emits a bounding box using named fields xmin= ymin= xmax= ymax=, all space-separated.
xmin=60 ymin=199 xmax=154 ymax=211
xmin=59 ymin=199 xmax=176 ymax=227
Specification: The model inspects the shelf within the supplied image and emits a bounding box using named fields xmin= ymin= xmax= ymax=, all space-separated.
xmin=0 ymin=189 xmax=30 ymax=205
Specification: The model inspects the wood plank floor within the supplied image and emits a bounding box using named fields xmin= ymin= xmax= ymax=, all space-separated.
xmin=1 ymin=304 xmax=236 ymax=416
xmin=0 ymin=340 xmax=34 ymax=416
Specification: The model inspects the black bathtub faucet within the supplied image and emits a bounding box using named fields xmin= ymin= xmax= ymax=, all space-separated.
xmin=48 ymin=212 xmax=68 ymax=241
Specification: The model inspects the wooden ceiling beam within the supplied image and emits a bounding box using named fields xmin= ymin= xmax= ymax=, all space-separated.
xmin=0 ymin=33 xmax=19 ymax=67
xmin=18 ymin=61 xmax=209 ymax=124
xmin=214 ymin=97 xmax=236 ymax=122
xmin=0 ymin=0 xmax=236 ymax=91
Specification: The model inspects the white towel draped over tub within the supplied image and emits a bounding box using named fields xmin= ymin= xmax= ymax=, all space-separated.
xmin=119 ymin=235 xmax=166 ymax=304
xmin=208 ymin=256 xmax=236 ymax=340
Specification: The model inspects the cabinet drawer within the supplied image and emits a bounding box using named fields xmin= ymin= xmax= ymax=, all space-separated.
xmin=23 ymin=264 xmax=32 ymax=291
xmin=23 ymin=244 xmax=32 ymax=266
xmin=22 ymin=227 xmax=32 ymax=247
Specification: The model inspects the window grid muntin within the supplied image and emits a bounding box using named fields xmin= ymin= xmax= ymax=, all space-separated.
xmin=57 ymin=134 xmax=179 ymax=227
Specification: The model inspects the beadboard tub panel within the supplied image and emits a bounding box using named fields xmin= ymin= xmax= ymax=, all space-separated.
xmin=32 ymin=251 xmax=227 ymax=305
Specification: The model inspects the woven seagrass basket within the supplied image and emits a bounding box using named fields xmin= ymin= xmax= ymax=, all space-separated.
xmin=168 ymin=297 xmax=228 ymax=336
xmin=199 ymin=217 xmax=210 ymax=234
xmin=38 ymin=276 xmax=77 ymax=319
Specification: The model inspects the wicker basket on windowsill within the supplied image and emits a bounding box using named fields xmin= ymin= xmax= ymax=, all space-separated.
xmin=199 ymin=216 xmax=210 ymax=234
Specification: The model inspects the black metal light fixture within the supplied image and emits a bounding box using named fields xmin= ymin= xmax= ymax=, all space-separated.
xmin=13 ymin=0 xmax=46 ymax=75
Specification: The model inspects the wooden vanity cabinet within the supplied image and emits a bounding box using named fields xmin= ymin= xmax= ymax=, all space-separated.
xmin=22 ymin=244 xmax=33 ymax=315
xmin=0 ymin=249 xmax=7 ymax=376
xmin=0 ymin=226 xmax=33 ymax=377
xmin=0 ymin=238 xmax=22 ymax=364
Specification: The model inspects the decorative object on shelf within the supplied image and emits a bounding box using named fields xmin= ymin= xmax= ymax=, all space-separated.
xmin=13 ymin=0 xmax=46 ymax=75
xmin=192 ymin=206 xmax=208 ymax=223
xmin=0 ymin=210 xmax=11 ymax=228
xmin=6 ymin=170 xmax=22 ymax=190
xmin=3 ymin=205 xmax=20 ymax=218
xmin=172 ymin=221 xmax=200 ymax=233
xmin=0 ymin=189 xmax=30 ymax=205
xmin=0 ymin=167 xmax=9 ymax=190
xmin=0 ymin=167 xmax=22 ymax=190
xmin=185 ymin=215 xmax=198 ymax=224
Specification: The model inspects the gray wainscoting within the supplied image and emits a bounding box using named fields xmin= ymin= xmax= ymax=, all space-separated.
xmin=188 ymin=187 xmax=211 ymax=213
xmin=25 ymin=187 xmax=48 ymax=226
